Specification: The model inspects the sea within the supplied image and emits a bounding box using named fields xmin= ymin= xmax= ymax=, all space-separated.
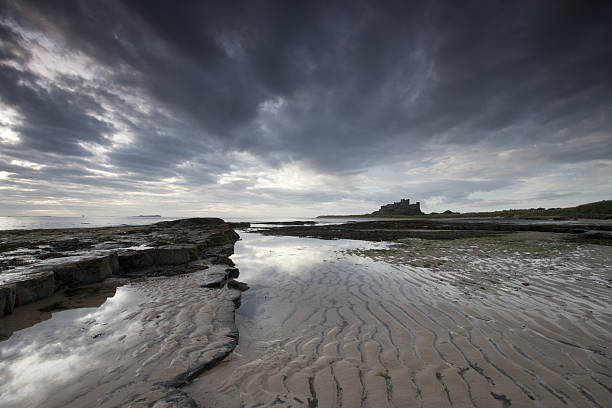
xmin=1 ymin=214 xmax=609 ymax=231
xmin=0 ymin=215 xmax=339 ymax=231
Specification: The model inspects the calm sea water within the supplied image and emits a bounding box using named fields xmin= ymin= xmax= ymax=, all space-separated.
xmin=0 ymin=216 xmax=328 ymax=230
xmin=0 ymin=216 xmax=179 ymax=230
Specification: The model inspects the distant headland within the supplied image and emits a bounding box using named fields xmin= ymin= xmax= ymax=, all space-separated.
xmin=318 ymin=198 xmax=612 ymax=219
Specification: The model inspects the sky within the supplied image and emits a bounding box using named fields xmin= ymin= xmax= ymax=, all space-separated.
xmin=0 ymin=0 xmax=611 ymax=218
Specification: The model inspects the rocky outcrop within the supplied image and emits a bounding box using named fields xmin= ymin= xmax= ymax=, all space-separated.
xmin=582 ymin=230 xmax=612 ymax=239
xmin=52 ymin=254 xmax=119 ymax=287
xmin=13 ymin=270 xmax=55 ymax=307
xmin=0 ymin=284 xmax=16 ymax=315
xmin=257 ymin=218 xmax=612 ymax=242
xmin=0 ymin=218 xmax=241 ymax=316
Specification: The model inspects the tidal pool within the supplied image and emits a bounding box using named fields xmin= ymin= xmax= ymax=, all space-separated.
xmin=0 ymin=286 xmax=147 ymax=407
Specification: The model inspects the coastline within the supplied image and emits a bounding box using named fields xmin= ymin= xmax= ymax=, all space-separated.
xmin=2 ymin=217 xmax=611 ymax=407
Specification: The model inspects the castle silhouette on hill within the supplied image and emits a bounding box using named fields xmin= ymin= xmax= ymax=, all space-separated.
xmin=373 ymin=198 xmax=422 ymax=215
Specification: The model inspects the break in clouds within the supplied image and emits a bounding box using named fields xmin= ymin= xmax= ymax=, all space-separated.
xmin=0 ymin=0 xmax=611 ymax=217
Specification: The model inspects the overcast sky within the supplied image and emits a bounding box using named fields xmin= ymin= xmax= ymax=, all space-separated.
xmin=0 ymin=0 xmax=611 ymax=218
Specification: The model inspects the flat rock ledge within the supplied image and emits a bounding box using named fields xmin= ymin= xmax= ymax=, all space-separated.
xmin=0 ymin=218 xmax=240 ymax=316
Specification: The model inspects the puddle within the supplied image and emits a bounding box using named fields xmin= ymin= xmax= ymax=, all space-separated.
xmin=0 ymin=286 xmax=147 ymax=407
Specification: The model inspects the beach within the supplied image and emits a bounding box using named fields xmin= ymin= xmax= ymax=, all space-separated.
xmin=0 ymin=219 xmax=611 ymax=407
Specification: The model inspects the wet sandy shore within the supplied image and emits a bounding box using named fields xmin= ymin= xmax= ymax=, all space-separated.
xmin=186 ymin=232 xmax=611 ymax=408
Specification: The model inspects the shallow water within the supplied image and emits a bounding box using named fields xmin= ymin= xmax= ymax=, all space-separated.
xmin=186 ymin=232 xmax=612 ymax=408
xmin=0 ymin=286 xmax=148 ymax=407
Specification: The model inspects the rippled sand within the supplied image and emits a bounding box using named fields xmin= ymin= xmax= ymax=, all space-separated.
xmin=186 ymin=232 xmax=611 ymax=408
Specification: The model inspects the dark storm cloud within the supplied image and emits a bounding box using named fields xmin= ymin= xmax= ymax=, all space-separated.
xmin=0 ymin=0 xmax=611 ymax=214
xmin=4 ymin=0 xmax=612 ymax=163
xmin=0 ymin=64 xmax=114 ymax=155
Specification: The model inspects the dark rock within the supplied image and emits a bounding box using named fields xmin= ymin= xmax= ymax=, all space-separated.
xmin=118 ymin=249 xmax=156 ymax=271
xmin=0 ymin=284 xmax=16 ymax=315
xmin=154 ymin=217 xmax=225 ymax=228
xmin=14 ymin=271 xmax=55 ymax=306
xmin=582 ymin=230 xmax=612 ymax=239
xmin=153 ymin=246 xmax=196 ymax=265
xmin=225 ymin=267 xmax=240 ymax=279
xmin=210 ymin=256 xmax=235 ymax=266
xmin=228 ymin=280 xmax=249 ymax=291
xmin=252 ymin=221 xmax=316 ymax=226
xmin=258 ymin=219 xmax=612 ymax=242
xmin=151 ymin=389 xmax=199 ymax=408
xmin=53 ymin=254 xmax=117 ymax=286
xmin=206 ymin=243 xmax=235 ymax=257
xmin=201 ymin=273 xmax=226 ymax=288
xmin=206 ymin=229 xmax=240 ymax=247
xmin=228 ymin=222 xmax=250 ymax=229
xmin=51 ymin=238 xmax=93 ymax=252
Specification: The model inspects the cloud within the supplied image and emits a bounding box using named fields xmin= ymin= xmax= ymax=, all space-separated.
xmin=0 ymin=0 xmax=610 ymax=216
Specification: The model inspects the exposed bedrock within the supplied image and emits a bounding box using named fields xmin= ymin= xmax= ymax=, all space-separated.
xmin=0 ymin=284 xmax=16 ymax=315
xmin=257 ymin=218 xmax=612 ymax=241
xmin=13 ymin=270 xmax=55 ymax=307
xmin=0 ymin=218 xmax=241 ymax=315
xmin=53 ymin=254 xmax=119 ymax=286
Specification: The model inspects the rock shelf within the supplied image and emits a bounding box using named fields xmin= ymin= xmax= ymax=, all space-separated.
xmin=255 ymin=218 xmax=612 ymax=242
xmin=0 ymin=218 xmax=240 ymax=316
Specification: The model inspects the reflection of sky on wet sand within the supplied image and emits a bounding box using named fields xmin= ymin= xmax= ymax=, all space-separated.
xmin=233 ymin=233 xmax=396 ymax=324
xmin=233 ymin=232 xmax=390 ymax=283
xmin=0 ymin=287 xmax=146 ymax=408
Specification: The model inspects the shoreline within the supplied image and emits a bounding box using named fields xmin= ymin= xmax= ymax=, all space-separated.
xmin=2 ymin=218 xmax=611 ymax=407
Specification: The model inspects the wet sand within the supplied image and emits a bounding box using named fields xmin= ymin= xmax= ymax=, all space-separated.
xmin=185 ymin=232 xmax=611 ymax=407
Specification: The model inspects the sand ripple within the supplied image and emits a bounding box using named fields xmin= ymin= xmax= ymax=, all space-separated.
xmin=186 ymin=233 xmax=611 ymax=408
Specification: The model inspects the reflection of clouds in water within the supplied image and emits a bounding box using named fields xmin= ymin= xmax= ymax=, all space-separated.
xmin=79 ymin=286 xmax=142 ymax=323
xmin=0 ymin=346 xmax=95 ymax=407
xmin=233 ymin=233 xmax=390 ymax=283
xmin=0 ymin=287 xmax=146 ymax=408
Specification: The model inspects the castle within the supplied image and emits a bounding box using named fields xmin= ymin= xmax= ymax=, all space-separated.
xmin=376 ymin=198 xmax=422 ymax=215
